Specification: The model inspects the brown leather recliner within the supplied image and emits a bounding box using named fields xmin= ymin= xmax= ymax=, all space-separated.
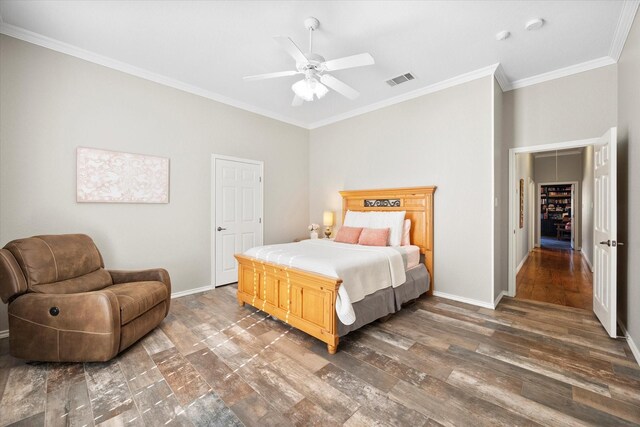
xmin=0 ymin=234 xmax=171 ymax=362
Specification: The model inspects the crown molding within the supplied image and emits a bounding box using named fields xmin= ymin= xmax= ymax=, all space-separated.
xmin=610 ymin=0 xmax=640 ymax=61
xmin=507 ymin=56 xmax=616 ymax=91
xmin=493 ymin=63 xmax=510 ymax=92
xmin=0 ymin=22 xmax=309 ymax=130
xmin=308 ymin=63 xmax=499 ymax=129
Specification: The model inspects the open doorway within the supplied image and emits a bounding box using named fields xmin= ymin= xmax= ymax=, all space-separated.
xmin=539 ymin=182 xmax=576 ymax=251
xmin=508 ymin=128 xmax=619 ymax=337
xmin=515 ymin=152 xmax=591 ymax=310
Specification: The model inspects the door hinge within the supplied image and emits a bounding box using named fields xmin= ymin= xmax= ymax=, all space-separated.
xmin=259 ymin=176 xmax=262 ymax=182
xmin=259 ymin=218 xmax=262 ymax=223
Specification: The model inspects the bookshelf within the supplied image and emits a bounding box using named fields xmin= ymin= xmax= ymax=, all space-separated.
xmin=541 ymin=184 xmax=572 ymax=237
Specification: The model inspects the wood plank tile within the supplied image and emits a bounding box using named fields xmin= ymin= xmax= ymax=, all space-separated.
xmin=130 ymin=378 xmax=191 ymax=426
xmin=0 ymin=362 xmax=47 ymax=426
xmin=151 ymin=347 xmax=211 ymax=407
xmin=6 ymin=411 xmax=45 ymax=427
xmin=85 ymin=359 xmax=139 ymax=425
xmin=184 ymin=391 xmax=243 ymax=427
xmin=44 ymin=363 xmax=93 ymax=427
xmin=572 ymin=386 xmax=640 ymax=424
xmin=118 ymin=342 xmax=164 ymax=392
xmin=283 ymin=398 xmax=342 ymax=427
xmin=185 ymin=348 xmax=254 ymax=407
xmin=446 ymin=368 xmax=584 ymax=426
xmin=140 ymin=327 xmax=175 ymax=356
xmin=315 ymin=363 xmax=428 ymax=426
xmin=521 ymin=381 xmax=637 ymax=426
xmin=229 ymin=391 xmax=275 ymax=427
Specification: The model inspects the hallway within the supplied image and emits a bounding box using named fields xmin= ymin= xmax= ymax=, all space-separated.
xmin=516 ymin=246 xmax=593 ymax=310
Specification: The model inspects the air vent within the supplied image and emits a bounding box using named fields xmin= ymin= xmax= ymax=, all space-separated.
xmin=386 ymin=72 xmax=416 ymax=87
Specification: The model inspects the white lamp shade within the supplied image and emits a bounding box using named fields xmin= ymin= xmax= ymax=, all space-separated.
xmin=323 ymin=210 xmax=334 ymax=226
xmin=292 ymin=78 xmax=328 ymax=102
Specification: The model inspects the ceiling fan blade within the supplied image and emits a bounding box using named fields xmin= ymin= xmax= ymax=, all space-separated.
xmin=273 ymin=36 xmax=309 ymax=65
xmin=323 ymin=53 xmax=374 ymax=72
xmin=292 ymin=95 xmax=304 ymax=107
xmin=320 ymin=74 xmax=360 ymax=100
xmin=243 ymin=70 xmax=300 ymax=81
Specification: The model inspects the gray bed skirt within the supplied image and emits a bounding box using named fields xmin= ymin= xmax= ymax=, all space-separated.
xmin=337 ymin=264 xmax=430 ymax=337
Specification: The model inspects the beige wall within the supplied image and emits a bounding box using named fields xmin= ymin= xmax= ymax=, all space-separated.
xmin=582 ymin=146 xmax=594 ymax=268
xmin=493 ymin=78 xmax=508 ymax=301
xmin=0 ymin=35 xmax=310 ymax=332
xmin=503 ymin=65 xmax=617 ymax=149
xmin=617 ymin=11 xmax=640 ymax=353
xmin=309 ymin=77 xmax=495 ymax=305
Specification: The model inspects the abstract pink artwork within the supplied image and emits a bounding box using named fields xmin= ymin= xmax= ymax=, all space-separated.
xmin=77 ymin=147 xmax=169 ymax=203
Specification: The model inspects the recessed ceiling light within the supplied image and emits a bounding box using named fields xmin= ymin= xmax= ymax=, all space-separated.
xmin=496 ymin=30 xmax=511 ymax=41
xmin=525 ymin=18 xmax=545 ymax=31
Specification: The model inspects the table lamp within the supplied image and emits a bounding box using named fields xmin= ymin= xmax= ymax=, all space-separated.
xmin=323 ymin=210 xmax=334 ymax=239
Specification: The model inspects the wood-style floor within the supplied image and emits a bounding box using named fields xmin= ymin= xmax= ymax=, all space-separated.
xmin=1 ymin=286 xmax=639 ymax=426
xmin=516 ymin=245 xmax=593 ymax=310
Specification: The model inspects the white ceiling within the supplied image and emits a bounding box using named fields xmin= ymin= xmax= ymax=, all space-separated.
xmin=0 ymin=1 xmax=636 ymax=128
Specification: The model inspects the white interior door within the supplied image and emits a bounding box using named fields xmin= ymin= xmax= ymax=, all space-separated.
xmin=593 ymin=127 xmax=617 ymax=337
xmin=214 ymin=157 xmax=263 ymax=286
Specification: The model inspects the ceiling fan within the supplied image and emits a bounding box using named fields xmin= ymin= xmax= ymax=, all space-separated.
xmin=243 ymin=17 xmax=375 ymax=106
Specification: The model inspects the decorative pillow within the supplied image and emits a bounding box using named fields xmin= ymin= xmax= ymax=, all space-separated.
xmin=358 ymin=228 xmax=390 ymax=246
xmin=344 ymin=210 xmax=406 ymax=246
xmin=334 ymin=226 xmax=363 ymax=244
xmin=401 ymin=219 xmax=411 ymax=246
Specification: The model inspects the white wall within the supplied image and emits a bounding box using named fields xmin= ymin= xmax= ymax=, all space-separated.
xmin=581 ymin=146 xmax=594 ymax=268
xmin=515 ymin=153 xmax=534 ymax=269
xmin=617 ymin=10 xmax=640 ymax=357
xmin=309 ymin=76 xmax=494 ymax=305
xmin=534 ymin=152 xmax=583 ymax=248
xmin=0 ymin=35 xmax=310 ymax=332
xmin=493 ymin=78 xmax=508 ymax=301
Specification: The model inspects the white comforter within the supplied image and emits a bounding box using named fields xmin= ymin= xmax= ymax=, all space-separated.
xmin=244 ymin=239 xmax=406 ymax=325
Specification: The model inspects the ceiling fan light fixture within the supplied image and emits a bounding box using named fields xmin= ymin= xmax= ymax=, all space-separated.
xmin=292 ymin=77 xmax=328 ymax=101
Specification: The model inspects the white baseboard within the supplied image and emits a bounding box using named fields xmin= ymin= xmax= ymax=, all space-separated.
xmin=0 ymin=330 xmax=8 ymax=339
xmin=432 ymin=291 xmax=494 ymax=310
xmin=493 ymin=291 xmax=507 ymax=308
xmin=618 ymin=321 xmax=640 ymax=366
xmin=516 ymin=253 xmax=530 ymax=274
xmin=581 ymin=249 xmax=594 ymax=272
xmin=171 ymin=285 xmax=215 ymax=299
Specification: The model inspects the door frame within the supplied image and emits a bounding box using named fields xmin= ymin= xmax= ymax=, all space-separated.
xmin=528 ymin=178 xmax=536 ymax=252
xmin=211 ymin=154 xmax=264 ymax=287
xmin=536 ymin=181 xmax=579 ymax=250
xmin=508 ymin=137 xmax=597 ymax=297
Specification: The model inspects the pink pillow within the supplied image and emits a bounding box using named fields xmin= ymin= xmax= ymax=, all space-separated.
xmin=358 ymin=228 xmax=390 ymax=246
xmin=334 ymin=226 xmax=363 ymax=244
xmin=401 ymin=219 xmax=411 ymax=246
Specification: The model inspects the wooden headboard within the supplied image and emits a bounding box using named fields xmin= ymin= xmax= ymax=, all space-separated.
xmin=339 ymin=186 xmax=436 ymax=294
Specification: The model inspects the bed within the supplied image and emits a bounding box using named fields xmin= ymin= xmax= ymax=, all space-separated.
xmin=234 ymin=186 xmax=436 ymax=354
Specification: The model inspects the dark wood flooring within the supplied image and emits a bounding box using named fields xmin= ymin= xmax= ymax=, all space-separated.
xmin=1 ymin=286 xmax=638 ymax=426
xmin=516 ymin=246 xmax=593 ymax=310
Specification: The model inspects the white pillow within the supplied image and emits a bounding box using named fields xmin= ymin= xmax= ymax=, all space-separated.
xmin=344 ymin=210 xmax=406 ymax=246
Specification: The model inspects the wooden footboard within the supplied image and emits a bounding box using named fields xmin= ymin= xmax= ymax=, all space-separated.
xmin=235 ymin=254 xmax=342 ymax=354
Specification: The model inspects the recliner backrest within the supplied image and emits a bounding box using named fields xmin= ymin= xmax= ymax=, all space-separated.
xmin=3 ymin=234 xmax=111 ymax=295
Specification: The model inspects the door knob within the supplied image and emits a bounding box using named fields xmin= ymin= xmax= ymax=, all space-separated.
xmin=599 ymin=240 xmax=611 ymax=246
xmin=217 ymin=227 xmax=226 ymax=231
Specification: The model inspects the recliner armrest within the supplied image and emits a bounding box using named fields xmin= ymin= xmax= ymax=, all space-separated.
xmin=108 ymin=268 xmax=171 ymax=291
xmin=108 ymin=268 xmax=171 ymax=317
xmin=8 ymin=290 xmax=121 ymax=361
